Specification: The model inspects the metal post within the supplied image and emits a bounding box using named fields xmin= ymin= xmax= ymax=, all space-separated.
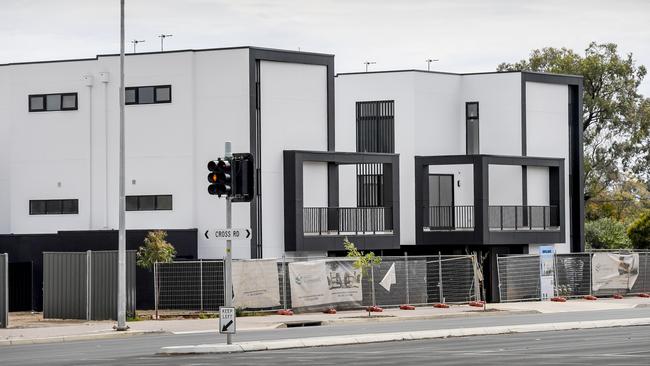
xmin=472 ymin=254 xmax=480 ymax=302
xmin=199 ymin=259 xmax=204 ymax=313
xmin=116 ymin=0 xmax=128 ymax=332
xmin=224 ymin=142 xmax=233 ymax=345
xmin=282 ymin=255 xmax=288 ymax=310
xmin=370 ymin=265 xmax=376 ymax=306
xmin=404 ymin=252 xmax=410 ymax=305
xmin=438 ymin=252 xmax=444 ymax=303
xmin=589 ymin=252 xmax=593 ymax=296
xmin=86 ymin=250 xmax=92 ymax=321
xmin=644 ymin=253 xmax=649 ymax=293
xmin=153 ymin=262 xmax=159 ymax=320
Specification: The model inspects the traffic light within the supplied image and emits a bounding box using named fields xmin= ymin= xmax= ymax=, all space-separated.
xmin=207 ymin=158 xmax=231 ymax=197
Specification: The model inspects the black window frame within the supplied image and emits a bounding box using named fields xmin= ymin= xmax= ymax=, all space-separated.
xmin=125 ymin=85 xmax=172 ymax=105
xmin=125 ymin=195 xmax=173 ymax=211
xmin=29 ymin=199 xmax=79 ymax=215
xmin=28 ymin=92 xmax=78 ymax=112
xmin=465 ymin=101 xmax=480 ymax=155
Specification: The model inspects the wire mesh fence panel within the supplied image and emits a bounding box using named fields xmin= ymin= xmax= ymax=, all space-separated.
xmin=440 ymin=256 xmax=477 ymax=303
xmin=156 ymin=261 xmax=224 ymax=312
xmin=591 ymin=251 xmax=649 ymax=297
xmin=497 ymin=255 xmax=541 ymax=302
xmin=631 ymin=252 xmax=650 ymax=295
xmin=554 ymin=253 xmax=591 ymax=298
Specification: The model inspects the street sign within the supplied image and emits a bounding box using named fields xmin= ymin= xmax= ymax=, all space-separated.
xmin=204 ymin=228 xmax=251 ymax=240
xmin=219 ymin=307 xmax=236 ymax=334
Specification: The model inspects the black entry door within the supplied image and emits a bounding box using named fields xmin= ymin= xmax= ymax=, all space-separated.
xmin=428 ymin=174 xmax=454 ymax=229
xmin=9 ymin=262 xmax=33 ymax=311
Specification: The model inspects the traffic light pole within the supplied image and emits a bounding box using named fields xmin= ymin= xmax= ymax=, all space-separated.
xmin=224 ymin=142 xmax=233 ymax=345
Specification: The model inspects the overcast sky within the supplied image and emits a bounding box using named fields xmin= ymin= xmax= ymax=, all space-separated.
xmin=2 ymin=0 xmax=649 ymax=95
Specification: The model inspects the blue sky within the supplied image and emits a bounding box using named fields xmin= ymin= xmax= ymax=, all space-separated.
xmin=2 ymin=0 xmax=649 ymax=95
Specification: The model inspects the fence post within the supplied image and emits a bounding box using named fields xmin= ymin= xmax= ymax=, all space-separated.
xmin=199 ymin=259 xmax=204 ymax=312
xmin=86 ymin=250 xmax=92 ymax=321
xmin=496 ymin=255 xmax=502 ymax=303
xmin=282 ymin=255 xmax=288 ymax=310
xmin=370 ymin=265 xmax=376 ymax=306
xmin=645 ymin=252 xmax=649 ymax=293
xmin=404 ymin=252 xmax=410 ymax=305
xmin=154 ymin=262 xmax=159 ymax=320
xmin=472 ymin=254 xmax=480 ymax=302
xmin=589 ymin=253 xmax=593 ymax=296
xmin=438 ymin=252 xmax=444 ymax=303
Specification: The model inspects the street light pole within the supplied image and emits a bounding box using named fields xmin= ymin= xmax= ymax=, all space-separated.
xmin=116 ymin=0 xmax=128 ymax=331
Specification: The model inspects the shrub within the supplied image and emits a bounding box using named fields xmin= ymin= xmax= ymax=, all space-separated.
xmin=585 ymin=218 xmax=631 ymax=249
xmin=136 ymin=230 xmax=176 ymax=270
xmin=628 ymin=211 xmax=650 ymax=250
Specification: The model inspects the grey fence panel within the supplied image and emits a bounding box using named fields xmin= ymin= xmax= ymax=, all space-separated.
xmin=43 ymin=252 xmax=87 ymax=319
xmin=1 ymin=254 xmax=7 ymax=328
xmin=497 ymin=255 xmax=541 ymax=302
xmin=89 ymin=251 xmax=136 ymax=320
xmin=631 ymin=252 xmax=649 ymax=294
xmin=156 ymin=260 xmax=224 ymax=312
xmin=555 ymin=253 xmax=591 ymax=298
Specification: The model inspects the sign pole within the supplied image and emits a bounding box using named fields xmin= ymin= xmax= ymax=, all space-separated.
xmin=224 ymin=142 xmax=233 ymax=345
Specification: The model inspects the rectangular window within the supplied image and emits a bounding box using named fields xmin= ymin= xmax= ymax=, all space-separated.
xmin=28 ymin=93 xmax=77 ymax=112
xmin=29 ymin=199 xmax=79 ymax=215
xmin=125 ymin=195 xmax=173 ymax=211
xmin=356 ymin=100 xmax=394 ymax=207
xmin=466 ymin=102 xmax=479 ymax=154
xmin=125 ymin=85 xmax=172 ymax=105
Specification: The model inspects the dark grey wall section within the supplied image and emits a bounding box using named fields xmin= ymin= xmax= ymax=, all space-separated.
xmin=89 ymin=251 xmax=137 ymax=321
xmin=43 ymin=252 xmax=87 ymax=320
xmin=0 ymin=254 xmax=7 ymax=328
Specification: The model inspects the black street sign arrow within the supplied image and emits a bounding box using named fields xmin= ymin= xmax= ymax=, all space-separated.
xmin=204 ymin=230 xmax=210 ymax=239
xmin=221 ymin=320 xmax=233 ymax=332
xmin=245 ymin=229 xmax=251 ymax=239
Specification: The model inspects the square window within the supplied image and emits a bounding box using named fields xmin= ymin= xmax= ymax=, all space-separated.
xmin=155 ymin=86 xmax=171 ymax=103
xmin=126 ymin=196 xmax=138 ymax=211
xmin=46 ymin=94 xmax=62 ymax=111
xmin=29 ymin=96 xmax=45 ymax=111
xmin=30 ymin=200 xmax=46 ymax=215
xmin=61 ymin=199 xmax=78 ymax=214
xmin=61 ymin=94 xmax=77 ymax=110
xmin=156 ymin=195 xmax=173 ymax=210
xmin=125 ymin=88 xmax=137 ymax=104
xmin=138 ymin=87 xmax=155 ymax=104
xmin=45 ymin=200 xmax=62 ymax=214
xmin=139 ymin=195 xmax=156 ymax=210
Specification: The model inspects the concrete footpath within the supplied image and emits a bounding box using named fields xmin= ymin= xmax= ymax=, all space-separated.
xmin=1 ymin=297 xmax=648 ymax=347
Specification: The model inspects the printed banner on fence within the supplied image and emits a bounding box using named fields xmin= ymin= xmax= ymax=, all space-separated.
xmin=539 ymin=246 xmax=555 ymax=301
xmin=592 ymin=253 xmax=639 ymax=292
xmin=288 ymin=259 xmax=362 ymax=308
xmin=232 ymin=259 xmax=281 ymax=309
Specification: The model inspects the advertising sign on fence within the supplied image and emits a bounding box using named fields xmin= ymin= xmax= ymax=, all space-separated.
xmin=289 ymin=259 xmax=362 ymax=308
xmin=539 ymin=246 xmax=555 ymax=300
xmin=232 ymin=259 xmax=281 ymax=309
xmin=592 ymin=253 xmax=640 ymax=291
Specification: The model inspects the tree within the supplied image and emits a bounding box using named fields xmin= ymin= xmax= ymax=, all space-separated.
xmin=584 ymin=218 xmax=631 ymax=250
xmin=136 ymin=230 xmax=176 ymax=270
xmin=343 ymin=237 xmax=381 ymax=276
xmin=628 ymin=211 xmax=650 ymax=250
xmin=498 ymin=43 xmax=650 ymax=201
xmin=585 ymin=176 xmax=650 ymax=222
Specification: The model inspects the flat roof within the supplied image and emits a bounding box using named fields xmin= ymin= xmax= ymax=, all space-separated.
xmin=335 ymin=69 xmax=583 ymax=79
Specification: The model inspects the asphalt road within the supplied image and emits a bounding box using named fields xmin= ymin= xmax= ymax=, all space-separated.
xmin=2 ymin=308 xmax=650 ymax=366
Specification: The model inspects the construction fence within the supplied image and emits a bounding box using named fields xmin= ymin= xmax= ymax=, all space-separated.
xmin=498 ymin=250 xmax=650 ymax=302
xmin=154 ymin=254 xmax=480 ymax=314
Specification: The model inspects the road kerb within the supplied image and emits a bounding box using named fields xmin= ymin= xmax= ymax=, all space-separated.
xmin=157 ymin=317 xmax=650 ymax=355
xmin=0 ymin=330 xmax=164 ymax=347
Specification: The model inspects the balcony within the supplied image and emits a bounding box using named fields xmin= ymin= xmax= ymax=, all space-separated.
xmin=415 ymin=154 xmax=565 ymax=245
xmin=424 ymin=205 xmax=560 ymax=232
xmin=284 ymin=150 xmax=400 ymax=252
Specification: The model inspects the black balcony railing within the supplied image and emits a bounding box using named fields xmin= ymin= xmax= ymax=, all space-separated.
xmin=423 ymin=205 xmax=560 ymax=231
xmin=303 ymin=207 xmax=394 ymax=236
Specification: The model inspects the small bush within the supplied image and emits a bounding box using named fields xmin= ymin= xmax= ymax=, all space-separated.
xmin=628 ymin=211 xmax=650 ymax=250
xmin=585 ymin=218 xmax=631 ymax=249
xmin=136 ymin=230 xmax=176 ymax=270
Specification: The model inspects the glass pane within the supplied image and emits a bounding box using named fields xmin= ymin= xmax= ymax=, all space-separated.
xmin=138 ymin=87 xmax=155 ymax=104
xmin=30 ymin=200 xmax=46 ymax=215
xmin=46 ymin=200 xmax=62 ymax=214
xmin=30 ymin=96 xmax=45 ymax=111
xmin=428 ymin=175 xmax=440 ymax=206
xmin=155 ymin=87 xmax=171 ymax=102
xmin=439 ymin=176 xmax=454 ymax=206
xmin=46 ymin=94 xmax=61 ymax=111
xmin=467 ymin=103 xmax=478 ymax=118
xmin=156 ymin=195 xmax=172 ymax=210
xmin=125 ymin=89 xmax=136 ymax=104
xmin=61 ymin=199 xmax=78 ymax=214
xmin=61 ymin=94 xmax=76 ymax=109
xmin=139 ymin=195 xmax=155 ymax=210
xmin=467 ymin=119 xmax=479 ymax=154
xmin=125 ymin=196 xmax=138 ymax=211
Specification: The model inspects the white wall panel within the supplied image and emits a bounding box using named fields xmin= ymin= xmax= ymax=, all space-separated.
xmin=303 ymin=162 xmax=328 ymax=207
xmin=488 ymin=165 xmax=523 ymax=206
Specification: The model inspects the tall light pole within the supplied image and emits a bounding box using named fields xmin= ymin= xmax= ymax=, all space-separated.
xmin=426 ymin=58 xmax=439 ymax=71
xmin=158 ymin=34 xmax=173 ymax=52
xmin=364 ymin=61 xmax=376 ymax=72
xmin=131 ymin=39 xmax=145 ymax=53
xmin=116 ymin=0 xmax=128 ymax=332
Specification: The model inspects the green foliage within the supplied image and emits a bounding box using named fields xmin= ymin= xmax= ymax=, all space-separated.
xmin=585 ymin=218 xmax=631 ymax=249
xmin=136 ymin=230 xmax=176 ymax=270
xmin=343 ymin=237 xmax=381 ymax=276
xmin=498 ymin=43 xmax=650 ymax=202
xmin=628 ymin=211 xmax=650 ymax=249
xmin=586 ymin=176 xmax=650 ymax=222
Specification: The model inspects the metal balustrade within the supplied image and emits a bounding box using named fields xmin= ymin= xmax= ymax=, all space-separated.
xmin=424 ymin=205 xmax=474 ymax=231
xmin=423 ymin=205 xmax=559 ymax=231
xmin=303 ymin=207 xmax=393 ymax=236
